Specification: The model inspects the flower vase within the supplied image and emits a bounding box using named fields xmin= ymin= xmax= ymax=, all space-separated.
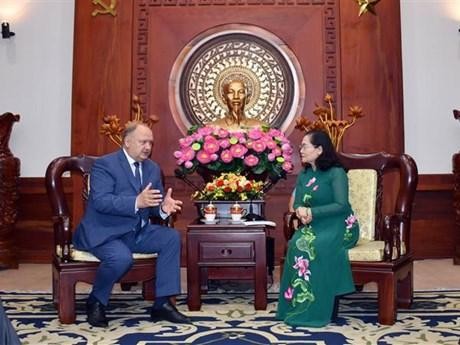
xmin=196 ymin=166 xmax=268 ymax=184
xmin=244 ymin=171 xmax=268 ymax=183
xmin=196 ymin=167 xmax=219 ymax=183
xmin=0 ymin=113 xmax=20 ymax=269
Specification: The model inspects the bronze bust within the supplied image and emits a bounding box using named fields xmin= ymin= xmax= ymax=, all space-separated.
xmin=208 ymin=80 xmax=267 ymax=130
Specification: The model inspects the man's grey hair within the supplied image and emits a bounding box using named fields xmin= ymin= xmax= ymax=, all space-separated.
xmin=122 ymin=121 xmax=149 ymax=144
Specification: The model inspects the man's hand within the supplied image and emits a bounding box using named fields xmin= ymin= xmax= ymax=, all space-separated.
xmin=160 ymin=188 xmax=183 ymax=215
xmin=136 ymin=183 xmax=163 ymax=208
xmin=295 ymin=206 xmax=312 ymax=225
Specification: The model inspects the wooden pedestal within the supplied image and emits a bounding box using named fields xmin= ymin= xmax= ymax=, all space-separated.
xmin=0 ymin=113 xmax=20 ymax=269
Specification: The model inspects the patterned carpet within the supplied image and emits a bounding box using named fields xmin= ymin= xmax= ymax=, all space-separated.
xmin=2 ymin=290 xmax=460 ymax=345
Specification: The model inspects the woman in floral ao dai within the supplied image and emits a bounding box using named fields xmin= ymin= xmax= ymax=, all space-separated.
xmin=276 ymin=130 xmax=359 ymax=327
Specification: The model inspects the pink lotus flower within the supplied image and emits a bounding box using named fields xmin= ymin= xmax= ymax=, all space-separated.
xmin=191 ymin=132 xmax=203 ymax=141
xmin=203 ymin=141 xmax=220 ymax=154
xmin=197 ymin=126 xmax=214 ymax=136
xmin=229 ymin=144 xmax=248 ymax=158
xmin=268 ymin=128 xmax=282 ymax=137
xmin=293 ymin=256 xmax=311 ymax=281
xmin=284 ymin=286 xmax=294 ymax=301
xmin=244 ymin=154 xmax=259 ymax=167
xmin=248 ymin=127 xmax=263 ymax=140
xmin=219 ymin=139 xmax=231 ymax=149
xmin=281 ymin=143 xmax=293 ymax=154
xmin=272 ymin=148 xmax=282 ymax=157
xmin=220 ymin=149 xmax=233 ymax=163
xmin=266 ymin=140 xmax=277 ymax=149
xmin=217 ymin=128 xmax=229 ymax=138
xmin=282 ymin=161 xmax=293 ymax=172
xmin=182 ymin=147 xmax=195 ymax=161
xmin=252 ymin=140 xmax=267 ymax=153
xmin=345 ymin=214 xmax=357 ymax=229
xmin=179 ymin=136 xmax=194 ymax=148
xmin=196 ymin=150 xmax=212 ymax=164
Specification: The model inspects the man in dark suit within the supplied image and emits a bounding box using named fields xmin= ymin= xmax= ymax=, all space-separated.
xmin=73 ymin=121 xmax=191 ymax=327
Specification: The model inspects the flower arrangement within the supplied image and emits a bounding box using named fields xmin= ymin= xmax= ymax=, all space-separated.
xmin=193 ymin=172 xmax=264 ymax=201
xmin=174 ymin=125 xmax=294 ymax=182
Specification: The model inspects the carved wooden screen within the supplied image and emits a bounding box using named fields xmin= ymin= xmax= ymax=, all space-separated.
xmin=132 ymin=1 xmax=340 ymax=172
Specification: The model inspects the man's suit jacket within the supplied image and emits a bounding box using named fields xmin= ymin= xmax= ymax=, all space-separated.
xmin=73 ymin=149 xmax=164 ymax=250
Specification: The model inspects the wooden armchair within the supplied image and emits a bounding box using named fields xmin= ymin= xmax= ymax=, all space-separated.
xmin=45 ymin=155 xmax=158 ymax=324
xmin=283 ymin=152 xmax=418 ymax=325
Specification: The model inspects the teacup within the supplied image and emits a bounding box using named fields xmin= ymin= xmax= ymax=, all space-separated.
xmin=202 ymin=203 xmax=217 ymax=222
xmin=204 ymin=213 xmax=216 ymax=222
xmin=230 ymin=203 xmax=247 ymax=221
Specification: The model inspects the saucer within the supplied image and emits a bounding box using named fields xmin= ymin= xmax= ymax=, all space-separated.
xmin=201 ymin=218 xmax=218 ymax=224
xmin=229 ymin=219 xmax=245 ymax=224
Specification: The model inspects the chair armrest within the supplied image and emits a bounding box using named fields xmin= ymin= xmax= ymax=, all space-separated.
xmin=382 ymin=213 xmax=406 ymax=261
xmin=52 ymin=215 xmax=73 ymax=262
xmin=283 ymin=211 xmax=298 ymax=241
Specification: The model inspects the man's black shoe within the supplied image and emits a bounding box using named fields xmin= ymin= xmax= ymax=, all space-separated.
xmin=150 ymin=301 xmax=192 ymax=324
xmin=86 ymin=299 xmax=108 ymax=328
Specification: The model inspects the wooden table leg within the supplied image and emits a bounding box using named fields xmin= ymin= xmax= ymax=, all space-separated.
xmin=254 ymin=233 xmax=267 ymax=310
xmin=187 ymin=236 xmax=202 ymax=311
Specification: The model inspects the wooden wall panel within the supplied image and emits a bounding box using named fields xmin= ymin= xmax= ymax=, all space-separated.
xmin=411 ymin=174 xmax=457 ymax=259
xmin=339 ymin=0 xmax=404 ymax=153
xmin=15 ymin=178 xmax=71 ymax=263
xmin=71 ymin=1 xmax=134 ymax=156
xmin=133 ymin=3 xmax=338 ymax=176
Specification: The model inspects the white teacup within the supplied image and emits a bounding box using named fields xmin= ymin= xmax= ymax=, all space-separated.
xmin=230 ymin=203 xmax=246 ymax=222
xmin=231 ymin=213 xmax=243 ymax=221
xmin=204 ymin=213 xmax=216 ymax=222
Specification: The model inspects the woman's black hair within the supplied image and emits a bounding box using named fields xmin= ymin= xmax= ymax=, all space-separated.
xmin=304 ymin=129 xmax=344 ymax=171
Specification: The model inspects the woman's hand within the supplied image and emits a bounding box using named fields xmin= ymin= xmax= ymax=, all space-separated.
xmin=295 ymin=206 xmax=312 ymax=225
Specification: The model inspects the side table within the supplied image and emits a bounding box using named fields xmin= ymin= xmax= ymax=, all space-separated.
xmin=187 ymin=220 xmax=272 ymax=311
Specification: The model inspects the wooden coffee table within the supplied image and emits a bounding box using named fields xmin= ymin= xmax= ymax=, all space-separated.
xmin=186 ymin=220 xmax=272 ymax=311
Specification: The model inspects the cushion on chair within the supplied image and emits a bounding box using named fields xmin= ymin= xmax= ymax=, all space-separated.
xmin=348 ymin=239 xmax=385 ymax=261
xmin=348 ymin=240 xmax=406 ymax=262
xmin=347 ymin=169 xmax=377 ymax=242
xmin=56 ymin=245 xmax=157 ymax=262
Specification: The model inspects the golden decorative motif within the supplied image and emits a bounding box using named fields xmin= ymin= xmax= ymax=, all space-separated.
xmin=100 ymin=95 xmax=159 ymax=147
xmin=295 ymin=94 xmax=364 ymax=151
xmin=169 ymin=25 xmax=305 ymax=135
xmin=92 ymin=0 xmax=117 ymax=17
xmin=355 ymin=0 xmax=381 ymax=17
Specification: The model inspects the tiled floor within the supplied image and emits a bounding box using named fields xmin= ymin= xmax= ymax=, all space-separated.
xmin=1 ymin=259 xmax=460 ymax=293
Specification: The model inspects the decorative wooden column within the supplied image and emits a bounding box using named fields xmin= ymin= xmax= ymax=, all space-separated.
xmin=453 ymin=109 xmax=460 ymax=265
xmin=453 ymin=153 xmax=460 ymax=264
xmin=0 ymin=113 xmax=20 ymax=269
